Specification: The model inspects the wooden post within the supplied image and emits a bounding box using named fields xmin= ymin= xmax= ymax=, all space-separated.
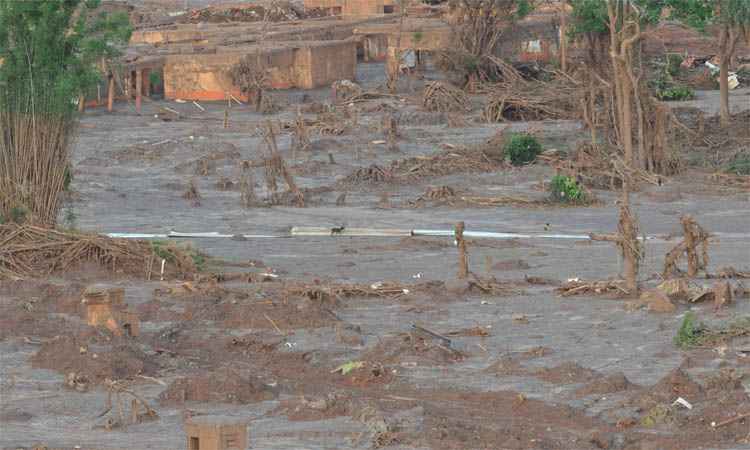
xmin=78 ymin=94 xmax=85 ymax=113
xmin=455 ymin=221 xmax=468 ymax=279
xmin=559 ymin=4 xmax=568 ymax=74
xmin=224 ymin=94 xmax=230 ymax=129
xmin=135 ymin=69 xmax=143 ymax=114
xmin=143 ymin=69 xmax=151 ymax=97
xmin=107 ymin=74 xmax=115 ymax=112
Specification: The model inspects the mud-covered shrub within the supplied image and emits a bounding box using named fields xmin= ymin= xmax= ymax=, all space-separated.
xmin=504 ymin=133 xmax=542 ymax=166
xmin=657 ymin=85 xmax=695 ymax=101
xmin=549 ymin=175 xmax=586 ymax=203
xmin=674 ymin=312 xmax=703 ymax=348
xmin=726 ymin=155 xmax=750 ymax=175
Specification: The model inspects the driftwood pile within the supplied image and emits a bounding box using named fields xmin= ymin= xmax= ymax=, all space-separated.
xmin=481 ymin=65 xmax=581 ymax=122
xmin=422 ymin=81 xmax=470 ymax=113
xmin=554 ymin=142 xmax=662 ymax=191
xmin=556 ymin=279 xmax=629 ymax=297
xmin=97 ymin=379 xmax=159 ymax=431
xmin=663 ymin=215 xmax=710 ymax=278
xmin=341 ymin=147 xmax=500 ymax=187
xmin=0 ymin=225 xmax=198 ymax=280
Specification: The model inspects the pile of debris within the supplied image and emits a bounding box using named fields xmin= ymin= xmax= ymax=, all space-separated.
xmin=0 ymin=224 xmax=198 ymax=280
xmin=180 ymin=2 xmax=312 ymax=23
xmin=422 ymin=82 xmax=470 ymax=113
xmin=480 ymin=65 xmax=582 ymax=122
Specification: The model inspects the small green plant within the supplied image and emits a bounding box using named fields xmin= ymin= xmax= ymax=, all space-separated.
xmin=674 ymin=312 xmax=704 ymax=348
xmin=657 ymin=85 xmax=695 ymax=101
xmin=62 ymin=207 xmax=78 ymax=230
xmin=504 ymin=133 xmax=542 ymax=166
xmin=5 ymin=207 xmax=28 ymax=224
xmin=63 ymin=165 xmax=74 ymax=191
xmin=150 ymin=241 xmax=207 ymax=271
xmin=665 ymin=53 xmax=683 ymax=77
xmin=412 ymin=31 xmax=423 ymax=43
xmin=149 ymin=71 xmax=162 ymax=87
xmin=726 ymin=155 xmax=750 ymax=175
xmin=549 ymin=175 xmax=586 ymax=203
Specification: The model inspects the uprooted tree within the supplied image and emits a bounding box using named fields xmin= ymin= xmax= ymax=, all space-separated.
xmin=0 ymin=0 xmax=131 ymax=226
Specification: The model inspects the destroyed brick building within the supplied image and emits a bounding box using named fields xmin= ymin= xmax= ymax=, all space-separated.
xmin=185 ymin=416 xmax=248 ymax=450
xmin=82 ymin=286 xmax=140 ymax=337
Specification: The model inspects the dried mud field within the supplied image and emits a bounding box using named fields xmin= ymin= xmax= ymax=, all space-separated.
xmin=1 ymin=64 xmax=749 ymax=450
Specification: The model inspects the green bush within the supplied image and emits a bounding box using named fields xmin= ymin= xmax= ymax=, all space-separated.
xmin=504 ymin=133 xmax=542 ymax=166
xmin=674 ymin=312 xmax=704 ymax=348
xmin=666 ymin=54 xmax=683 ymax=77
xmin=657 ymin=85 xmax=695 ymax=101
xmin=726 ymin=156 xmax=750 ymax=175
xmin=549 ymin=175 xmax=586 ymax=203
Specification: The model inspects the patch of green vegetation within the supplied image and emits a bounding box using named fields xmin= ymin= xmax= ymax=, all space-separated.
xmin=640 ymin=404 xmax=673 ymax=427
xmin=548 ymin=175 xmax=587 ymax=204
xmin=726 ymin=155 xmax=750 ymax=175
xmin=674 ymin=312 xmax=704 ymax=348
xmin=62 ymin=208 xmax=77 ymax=230
xmin=63 ymin=165 xmax=74 ymax=191
xmin=0 ymin=207 xmax=25 ymax=224
xmin=150 ymin=240 xmax=207 ymax=271
xmin=12 ymin=207 xmax=27 ymax=223
xmin=656 ymin=84 xmax=695 ymax=101
xmin=412 ymin=31 xmax=423 ymax=43
xmin=504 ymin=133 xmax=542 ymax=166
xmin=675 ymin=314 xmax=750 ymax=348
xmin=148 ymin=71 xmax=162 ymax=87
xmin=665 ymin=53 xmax=683 ymax=77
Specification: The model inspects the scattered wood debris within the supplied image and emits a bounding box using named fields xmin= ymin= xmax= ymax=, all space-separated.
xmin=97 ymin=379 xmax=158 ymax=431
xmin=663 ymin=215 xmax=710 ymax=278
xmin=261 ymin=122 xmax=304 ymax=207
xmin=182 ymin=179 xmax=202 ymax=207
xmin=422 ymin=81 xmax=470 ymax=113
xmin=0 ymin=225 xmax=198 ymax=280
xmin=556 ymin=279 xmax=629 ymax=297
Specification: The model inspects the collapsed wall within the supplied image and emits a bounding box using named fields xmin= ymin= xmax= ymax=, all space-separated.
xmin=162 ymin=41 xmax=357 ymax=101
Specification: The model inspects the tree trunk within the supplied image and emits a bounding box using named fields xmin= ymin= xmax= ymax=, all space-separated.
xmin=718 ymin=26 xmax=740 ymax=128
xmin=719 ymin=38 xmax=731 ymax=127
xmin=559 ymin=5 xmax=568 ymax=73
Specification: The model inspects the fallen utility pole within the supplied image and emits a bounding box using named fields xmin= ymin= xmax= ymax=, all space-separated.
xmin=105 ymin=227 xmax=661 ymax=241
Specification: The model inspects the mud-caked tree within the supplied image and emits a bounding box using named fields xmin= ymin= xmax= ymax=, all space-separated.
xmin=0 ymin=0 xmax=130 ymax=226
xmin=441 ymin=0 xmax=534 ymax=84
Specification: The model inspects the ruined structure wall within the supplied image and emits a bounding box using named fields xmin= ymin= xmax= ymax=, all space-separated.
xmin=295 ymin=42 xmax=357 ymax=88
xmin=163 ymin=42 xmax=355 ymax=100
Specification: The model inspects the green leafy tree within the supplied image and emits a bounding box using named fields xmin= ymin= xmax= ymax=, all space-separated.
xmin=0 ymin=0 xmax=131 ymax=226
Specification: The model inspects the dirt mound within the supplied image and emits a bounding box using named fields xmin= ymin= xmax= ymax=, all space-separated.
xmin=31 ymin=336 xmax=156 ymax=383
xmin=575 ymin=372 xmax=635 ymax=397
xmin=638 ymin=368 xmax=703 ymax=406
xmin=159 ymin=367 xmax=275 ymax=405
xmin=534 ymin=362 xmax=599 ymax=385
